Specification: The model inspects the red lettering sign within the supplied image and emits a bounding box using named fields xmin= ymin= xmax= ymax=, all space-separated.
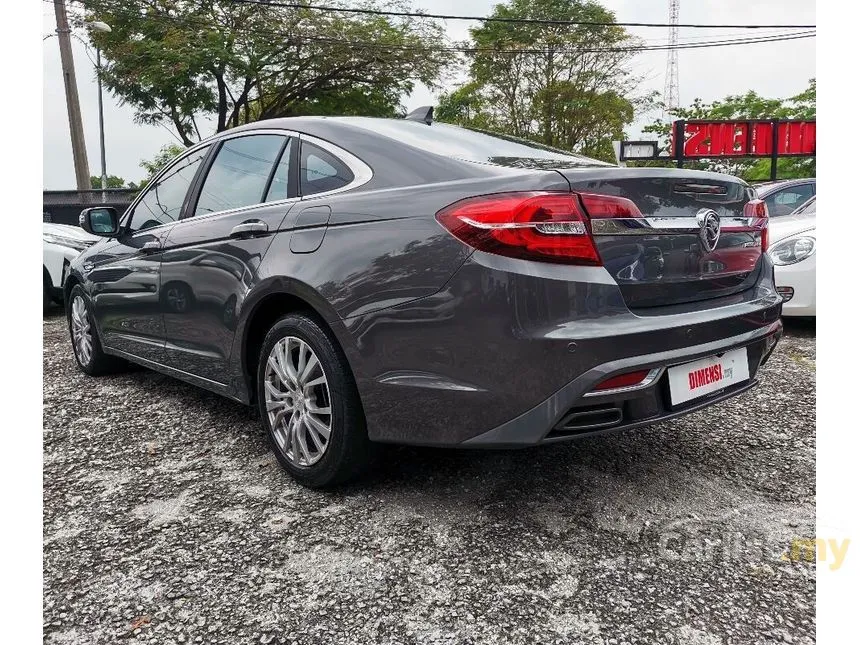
xmin=671 ymin=120 xmax=815 ymax=158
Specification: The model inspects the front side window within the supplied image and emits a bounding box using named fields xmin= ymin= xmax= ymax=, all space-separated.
xmin=194 ymin=135 xmax=286 ymax=217
xmin=300 ymin=142 xmax=354 ymax=196
xmin=127 ymin=148 xmax=208 ymax=233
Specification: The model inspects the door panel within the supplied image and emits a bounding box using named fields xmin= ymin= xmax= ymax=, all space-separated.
xmin=159 ymin=134 xmax=297 ymax=384
xmin=160 ymin=206 xmax=295 ymax=383
xmin=88 ymin=228 xmax=171 ymax=362
xmin=89 ymin=147 xmax=210 ymax=362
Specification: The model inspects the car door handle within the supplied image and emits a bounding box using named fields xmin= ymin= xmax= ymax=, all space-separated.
xmin=141 ymin=241 xmax=161 ymax=253
xmin=230 ymin=220 xmax=269 ymax=238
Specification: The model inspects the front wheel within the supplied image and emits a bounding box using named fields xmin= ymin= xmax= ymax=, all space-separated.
xmin=257 ymin=314 xmax=376 ymax=488
xmin=67 ymin=285 xmax=125 ymax=375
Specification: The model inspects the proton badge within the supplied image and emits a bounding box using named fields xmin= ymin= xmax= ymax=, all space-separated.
xmin=696 ymin=208 xmax=721 ymax=253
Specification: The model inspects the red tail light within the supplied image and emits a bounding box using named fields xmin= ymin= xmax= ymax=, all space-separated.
xmin=436 ymin=192 xmax=601 ymax=265
xmin=744 ymin=199 xmax=767 ymax=218
xmin=578 ymin=193 xmax=643 ymax=218
xmin=741 ymin=198 xmax=770 ymax=252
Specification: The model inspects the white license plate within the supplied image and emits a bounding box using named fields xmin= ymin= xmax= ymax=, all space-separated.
xmin=668 ymin=347 xmax=750 ymax=405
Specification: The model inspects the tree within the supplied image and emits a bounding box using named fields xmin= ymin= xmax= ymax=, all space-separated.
xmin=436 ymin=0 xmax=645 ymax=162
xmin=139 ymin=143 xmax=185 ymax=178
xmin=640 ymin=79 xmax=816 ymax=180
xmin=131 ymin=143 xmax=186 ymax=189
xmin=81 ymin=0 xmax=447 ymax=145
xmin=90 ymin=174 xmax=133 ymax=189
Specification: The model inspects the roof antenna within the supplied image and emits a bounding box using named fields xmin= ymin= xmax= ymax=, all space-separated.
xmin=405 ymin=106 xmax=433 ymax=125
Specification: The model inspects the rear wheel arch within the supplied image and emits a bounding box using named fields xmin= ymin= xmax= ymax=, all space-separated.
xmin=240 ymin=290 xmax=355 ymax=402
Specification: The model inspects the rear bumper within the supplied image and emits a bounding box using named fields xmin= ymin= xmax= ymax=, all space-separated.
xmin=341 ymin=251 xmax=783 ymax=447
xmin=464 ymin=321 xmax=781 ymax=446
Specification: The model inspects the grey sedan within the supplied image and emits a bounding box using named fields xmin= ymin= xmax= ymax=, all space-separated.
xmin=67 ymin=112 xmax=782 ymax=487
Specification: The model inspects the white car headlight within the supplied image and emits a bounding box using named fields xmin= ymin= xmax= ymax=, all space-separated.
xmin=769 ymin=235 xmax=816 ymax=266
xmin=43 ymin=233 xmax=93 ymax=252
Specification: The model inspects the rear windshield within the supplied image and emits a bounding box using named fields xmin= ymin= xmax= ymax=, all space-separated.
xmin=339 ymin=118 xmax=611 ymax=168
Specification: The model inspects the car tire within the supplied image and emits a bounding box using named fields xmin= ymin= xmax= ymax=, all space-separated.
xmin=256 ymin=313 xmax=377 ymax=488
xmin=43 ymin=275 xmax=52 ymax=312
xmin=67 ymin=285 xmax=125 ymax=376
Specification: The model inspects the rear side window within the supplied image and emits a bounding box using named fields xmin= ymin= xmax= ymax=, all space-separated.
xmin=194 ymin=135 xmax=285 ymax=216
xmin=300 ymin=142 xmax=354 ymax=196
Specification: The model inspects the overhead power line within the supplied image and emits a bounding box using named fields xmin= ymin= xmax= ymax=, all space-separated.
xmin=48 ymin=1 xmax=816 ymax=56
xmin=228 ymin=0 xmax=817 ymax=29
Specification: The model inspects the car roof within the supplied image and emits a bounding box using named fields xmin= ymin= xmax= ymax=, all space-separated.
xmin=224 ymin=116 xmax=610 ymax=166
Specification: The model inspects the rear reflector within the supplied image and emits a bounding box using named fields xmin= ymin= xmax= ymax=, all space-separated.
xmin=436 ymin=192 xmax=601 ymax=265
xmin=593 ymin=370 xmax=651 ymax=391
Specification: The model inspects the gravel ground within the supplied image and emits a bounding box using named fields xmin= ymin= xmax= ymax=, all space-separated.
xmin=43 ymin=310 xmax=816 ymax=645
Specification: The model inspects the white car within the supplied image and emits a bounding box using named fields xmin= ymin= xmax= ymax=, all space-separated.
xmin=43 ymin=223 xmax=98 ymax=310
xmin=768 ymin=196 xmax=816 ymax=317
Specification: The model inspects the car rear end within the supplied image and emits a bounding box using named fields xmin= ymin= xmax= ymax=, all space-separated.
xmin=423 ymin=167 xmax=780 ymax=445
xmin=327 ymin=119 xmax=782 ymax=447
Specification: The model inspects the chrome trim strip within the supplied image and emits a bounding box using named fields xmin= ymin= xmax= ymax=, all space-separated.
xmin=459 ymin=217 xmax=586 ymax=234
xmin=583 ymin=367 xmax=665 ymax=397
xmin=590 ymin=216 xmax=759 ymax=236
xmin=166 ymin=196 xmax=301 ymax=233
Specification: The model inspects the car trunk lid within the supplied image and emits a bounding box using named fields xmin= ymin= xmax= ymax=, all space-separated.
xmin=557 ymin=168 xmax=765 ymax=309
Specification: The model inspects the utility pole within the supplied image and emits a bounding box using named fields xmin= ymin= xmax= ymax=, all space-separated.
xmin=96 ymin=47 xmax=107 ymax=195
xmin=662 ymin=0 xmax=680 ymax=120
xmin=54 ymin=0 xmax=91 ymax=191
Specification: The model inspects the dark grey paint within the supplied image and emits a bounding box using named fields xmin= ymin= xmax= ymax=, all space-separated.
xmin=68 ymin=116 xmax=782 ymax=448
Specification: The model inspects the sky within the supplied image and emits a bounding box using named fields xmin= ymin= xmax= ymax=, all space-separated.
xmin=42 ymin=0 xmax=816 ymax=189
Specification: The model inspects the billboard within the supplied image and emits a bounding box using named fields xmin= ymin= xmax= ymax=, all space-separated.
xmin=670 ymin=120 xmax=816 ymax=158
xmin=618 ymin=119 xmax=816 ymax=180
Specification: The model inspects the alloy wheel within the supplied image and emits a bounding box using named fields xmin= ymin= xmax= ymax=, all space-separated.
xmin=70 ymin=295 xmax=93 ymax=366
xmin=264 ymin=336 xmax=332 ymax=466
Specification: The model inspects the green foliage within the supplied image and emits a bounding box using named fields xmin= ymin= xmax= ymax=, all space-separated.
xmin=137 ymin=143 xmax=186 ymax=187
xmin=81 ymin=1 xmax=447 ymax=145
xmin=89 ymin=174 xmax=132 ymax=189
xmin=640 ymin=79 xmax=816 ymax=179
xmin=435 ymin=0 xmax=646 ymax=162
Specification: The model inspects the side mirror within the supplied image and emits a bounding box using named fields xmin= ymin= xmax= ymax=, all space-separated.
xmin=79 ymin=207 xmax=119 ymax=236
